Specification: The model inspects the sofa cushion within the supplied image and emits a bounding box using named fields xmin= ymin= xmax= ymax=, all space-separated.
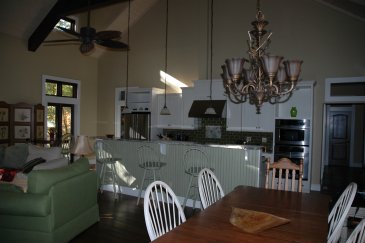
xmin=32 ymin=157 xmax=68 ymax=171
xmin=27 ymin=157 xmax=89 ymax=194
xmin=26 ymin=144 xmax=62 ymax=162
xmin=1 ymin=144 xmax=28 ymax=169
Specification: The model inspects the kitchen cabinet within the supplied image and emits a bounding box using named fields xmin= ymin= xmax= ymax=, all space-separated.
xmin=226 ymin=99 xmax=275 ymax=132
xmin=193 ymin=79 xmax=226 ymax=100
xmin=157 ymin=93 xmax=183 ymax=129
xmin=275 ymin=80 xmax=315 ymax=119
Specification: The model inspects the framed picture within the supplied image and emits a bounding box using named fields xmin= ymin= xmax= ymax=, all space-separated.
xmin=14 ymin=108 xmax=31 ymax=122
xmin=14 ymin=125 xmax=31 ymax=139
xmin=36 ymin=125 xmax=44 ymax=139
xmin=0 ymin=108 xmax=9 ymax=122
xmin=36 ymin=109 xmax=44 ymax=123
xmin=0 ymin=126 xmax=8 ymax=139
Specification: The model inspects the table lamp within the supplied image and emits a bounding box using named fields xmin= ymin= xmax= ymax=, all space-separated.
xmin=71 ymin=135 xmax=93 ymax=157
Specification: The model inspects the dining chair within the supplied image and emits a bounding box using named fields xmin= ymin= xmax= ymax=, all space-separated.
xmin=95 ymin=140 xmax=121 ymax=200
xmin=136 ymin=145 xmax=166 ymax=205
xmin=143 ymin=180 xmax=186 ymax=241
xmin=182 ymin=148 xmax=210 ymax=210
xmin=265 ymin=157 xmax=303 ymax=192
xmin=198 ymin=168 xmax=224 ymax=210
xmin=346 ymin=218 xmax=365 ymax=243
xmin=328 ymin=182 xmax=357 ymax=243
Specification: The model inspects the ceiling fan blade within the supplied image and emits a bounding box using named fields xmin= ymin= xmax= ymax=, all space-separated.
xmin=56 ymin=26 xmax=81 ymax=38
xmin=95 ymin=31 xmax=121 ymax=40
xmin=44 ymin=39 xmax=80 ymax=43
xmin=96 ymin=39 xmax=129 ymax=50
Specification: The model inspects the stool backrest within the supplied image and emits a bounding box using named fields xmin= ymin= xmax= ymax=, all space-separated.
xmin=137 ymin=145 xmax=160 ymax=167
xmin=184 ymin=148 xmax=208 ymax=174
xmin=94 ymin=141 xmax=114 ymax=163
xmin=144 ymin=180 xmax=186 ymax=241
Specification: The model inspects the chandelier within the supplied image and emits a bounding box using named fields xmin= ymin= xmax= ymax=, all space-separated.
xmin=221 ymin=0 xmax=303 ymax=114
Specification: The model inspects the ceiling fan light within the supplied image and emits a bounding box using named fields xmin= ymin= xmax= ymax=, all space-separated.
xmin=80 ymin=42 xmax=94 ymax=54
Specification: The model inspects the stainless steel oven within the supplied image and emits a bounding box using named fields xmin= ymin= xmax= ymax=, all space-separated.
xmin=275 ymin=119 xmax=310 ymax=146
xmin=274 ymin=119 xmax=311 ymax=180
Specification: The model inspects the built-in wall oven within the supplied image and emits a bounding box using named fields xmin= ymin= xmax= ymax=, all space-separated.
xmin=274 ymin=119 xmax=310 ymax=180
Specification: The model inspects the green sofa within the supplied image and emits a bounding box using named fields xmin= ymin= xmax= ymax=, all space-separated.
xmin=0 ymin=157 xmax=99 ymax=243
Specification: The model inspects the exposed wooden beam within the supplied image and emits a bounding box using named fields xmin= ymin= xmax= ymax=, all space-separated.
xmin=28 ymin=0 xmax=128 ymax=52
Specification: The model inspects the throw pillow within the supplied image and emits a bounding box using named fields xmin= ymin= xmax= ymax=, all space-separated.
xmin=26 ymin=144 xmax=62 ymax=162
xmin=33 ymin=157 xmax=68 ymax=171
xmin=2 ymin=144 xmax=28 ymax=169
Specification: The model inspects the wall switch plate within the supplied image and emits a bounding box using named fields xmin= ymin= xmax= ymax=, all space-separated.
xmin=262 ymin=137 xmax=267 ymax=143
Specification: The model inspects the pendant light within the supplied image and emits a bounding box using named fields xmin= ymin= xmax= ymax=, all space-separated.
xmin=122 ymin=0 xmax=131 ymax=114
xmin=204 ymin=0 xmax=216 ymax=115
xmin=160 ymin=0 xmax=171 ymax=115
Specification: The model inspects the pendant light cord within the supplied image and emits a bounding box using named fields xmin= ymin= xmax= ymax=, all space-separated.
xmin=125 ymin=0 xmax=131 ymax=108
xmin=209 ymin=0 xmax=213 ymax=101
xmin=164 ymin=0 xmax=169 ymax=107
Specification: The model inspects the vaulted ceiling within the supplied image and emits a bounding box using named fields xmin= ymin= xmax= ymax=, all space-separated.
xmin=0 ymin=0 xmax=364 ymax=54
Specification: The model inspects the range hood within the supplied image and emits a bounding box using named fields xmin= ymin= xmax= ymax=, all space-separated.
xmin=188 ymin=100 xmax=226 ymax=118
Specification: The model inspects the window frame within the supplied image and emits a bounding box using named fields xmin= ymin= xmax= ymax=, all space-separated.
xmin=45 ymin=79 xmax=78 ymax=98
xmin=42 ymin=75 xmax=80 ymax=138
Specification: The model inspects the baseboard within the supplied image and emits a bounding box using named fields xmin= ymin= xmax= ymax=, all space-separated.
xmin=100 ymin=185 xmax=202 ymax=208
xmin=311 ymin=184 xmax=321 ymax=191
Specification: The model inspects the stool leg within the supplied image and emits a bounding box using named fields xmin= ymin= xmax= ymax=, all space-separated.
xmin=183 ymin=175 xmax=194 ymax=210
xmin=137 ymin=169 xmax=147 ymax=205
xmin=111 ymin=163 xmax=118 ymax=200
xmin=113 ymin=163 xmax=122 ymax=195
xmin=99 ymin=163 xmax=106 ymax=193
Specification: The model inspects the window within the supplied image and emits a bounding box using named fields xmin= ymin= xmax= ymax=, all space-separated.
xmin=45 ymin=80 xmax=77 ymax=98
xmin=325 ymin=77 xmax=365 ymax=103
xmin=55 ymin=17 xmax=76 ymax=31
xmin=42 ymin=75 xmax=80 ymax=145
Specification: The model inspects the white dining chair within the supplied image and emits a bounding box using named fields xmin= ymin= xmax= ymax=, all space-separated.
xmin=136 ymin=145 xmax=166 ymax=205
xmin=198 ymin=168 xmax=224 ymax=210
xmin=346 ymin=218 xmax=365 ymax=243
xmin=143 ymin=180 xmax=186 ymax=241
xmin=328 ymin=182 xmax=357 ymax=243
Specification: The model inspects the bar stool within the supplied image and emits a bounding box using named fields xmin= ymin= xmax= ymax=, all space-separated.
xmin=182 ymin=148 xmax=210 ymax=210
xmin=95 ymin=141 xmax=122 ymax=200
xmin=136 ymin=145 xmax=166 ymax=205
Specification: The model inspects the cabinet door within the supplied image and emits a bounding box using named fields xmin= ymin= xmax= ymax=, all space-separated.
xmin=157 ymin=93 xmax=182 ymax=128
xmin=182 ymin=88 xmax=197 ymax=129
xmin=243 ymin=102 xmax=275 ymax=131
xmin=226 ymin=100 xmax=244 ymax=131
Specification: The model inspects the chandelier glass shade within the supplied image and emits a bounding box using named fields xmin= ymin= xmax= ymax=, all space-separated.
xmin=221 ymin=0 xmax=303 ymax=114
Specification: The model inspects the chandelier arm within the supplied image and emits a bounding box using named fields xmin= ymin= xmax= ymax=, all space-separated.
xmin=255 ymin=32 xmax=272 ymax=52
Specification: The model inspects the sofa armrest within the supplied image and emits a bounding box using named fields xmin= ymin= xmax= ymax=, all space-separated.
xmin=33 ymin=157 xmax=68 ymax=171
xmin=0 ymin=191 xmax=50 ymax=217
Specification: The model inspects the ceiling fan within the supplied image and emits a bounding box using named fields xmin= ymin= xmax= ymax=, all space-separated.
xmin=44 ymin=1 xmax=128 ymax=54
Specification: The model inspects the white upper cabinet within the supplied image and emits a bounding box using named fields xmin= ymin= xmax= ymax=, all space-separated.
xmin=242 ymin=102 xmax=275 ymax=132
xmin=275 ymin=80 xmax=315 ymax=119
xmin=157 ymin=93 xmax=183 ymax=129
xmin=226 ymin=100 xmax=244 ymax=131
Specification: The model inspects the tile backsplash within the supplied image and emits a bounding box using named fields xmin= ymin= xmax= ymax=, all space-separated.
xmin=163 ymin=118 xmax=273 ymax=152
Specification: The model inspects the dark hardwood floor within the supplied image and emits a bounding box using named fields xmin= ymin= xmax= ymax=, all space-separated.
xmin=70 ymin=166 xmax=365 ymax=242
xmin=70 ymin=192 xmax=199 ymax=243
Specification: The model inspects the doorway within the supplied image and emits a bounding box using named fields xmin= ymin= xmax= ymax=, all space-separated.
xmin=47 ymin=103 xmax=74 ymax=145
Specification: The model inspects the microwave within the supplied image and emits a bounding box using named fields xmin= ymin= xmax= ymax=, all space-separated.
xmin=275 ymin=119 xmax=310 ymax=146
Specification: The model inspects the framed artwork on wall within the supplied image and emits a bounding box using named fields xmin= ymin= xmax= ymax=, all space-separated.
xmin=14 ymin=125 xmax=31 ymax=139
xmin=36 ymin=125 xmax=44 ymax=139
xmin=14 ymin=108 xmax=31 ymax=122
xmin=0 ymin=101 xmax=10 ymax=144
xmin=34 ymin=104 xmax=45 ymax=142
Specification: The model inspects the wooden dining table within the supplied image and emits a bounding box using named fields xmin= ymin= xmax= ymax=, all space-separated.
xmin=153 ymin=185 xmax=331 ymax=243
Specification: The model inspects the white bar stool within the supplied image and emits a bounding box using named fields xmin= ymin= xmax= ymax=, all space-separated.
xmin=95 ymin=141 xmax=122 ymax=200
xmin=136 ymin=145 xmax=166 ymax=205
xmin=182 ymin=148 xmax=210 ymax=210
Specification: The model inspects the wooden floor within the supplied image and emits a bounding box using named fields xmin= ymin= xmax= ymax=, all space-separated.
xmin=70 ymin=192 xmax=198 ymax=243
xmin=70 ymin=166 xmax=365 ymax=242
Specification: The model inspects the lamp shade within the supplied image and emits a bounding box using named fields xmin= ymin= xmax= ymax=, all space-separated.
xmin=71 ymin=135 xmax=93 ymax=156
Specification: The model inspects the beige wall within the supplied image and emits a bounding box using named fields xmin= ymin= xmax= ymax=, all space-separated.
xmin=97 ymin=0 xmax=365 ymax=187
xmin=0 ymin=33 xmax=98 ymax=136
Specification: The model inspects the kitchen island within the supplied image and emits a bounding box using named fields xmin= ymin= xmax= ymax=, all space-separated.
xmin=97 ymin=139 xmax=264 ymax=205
